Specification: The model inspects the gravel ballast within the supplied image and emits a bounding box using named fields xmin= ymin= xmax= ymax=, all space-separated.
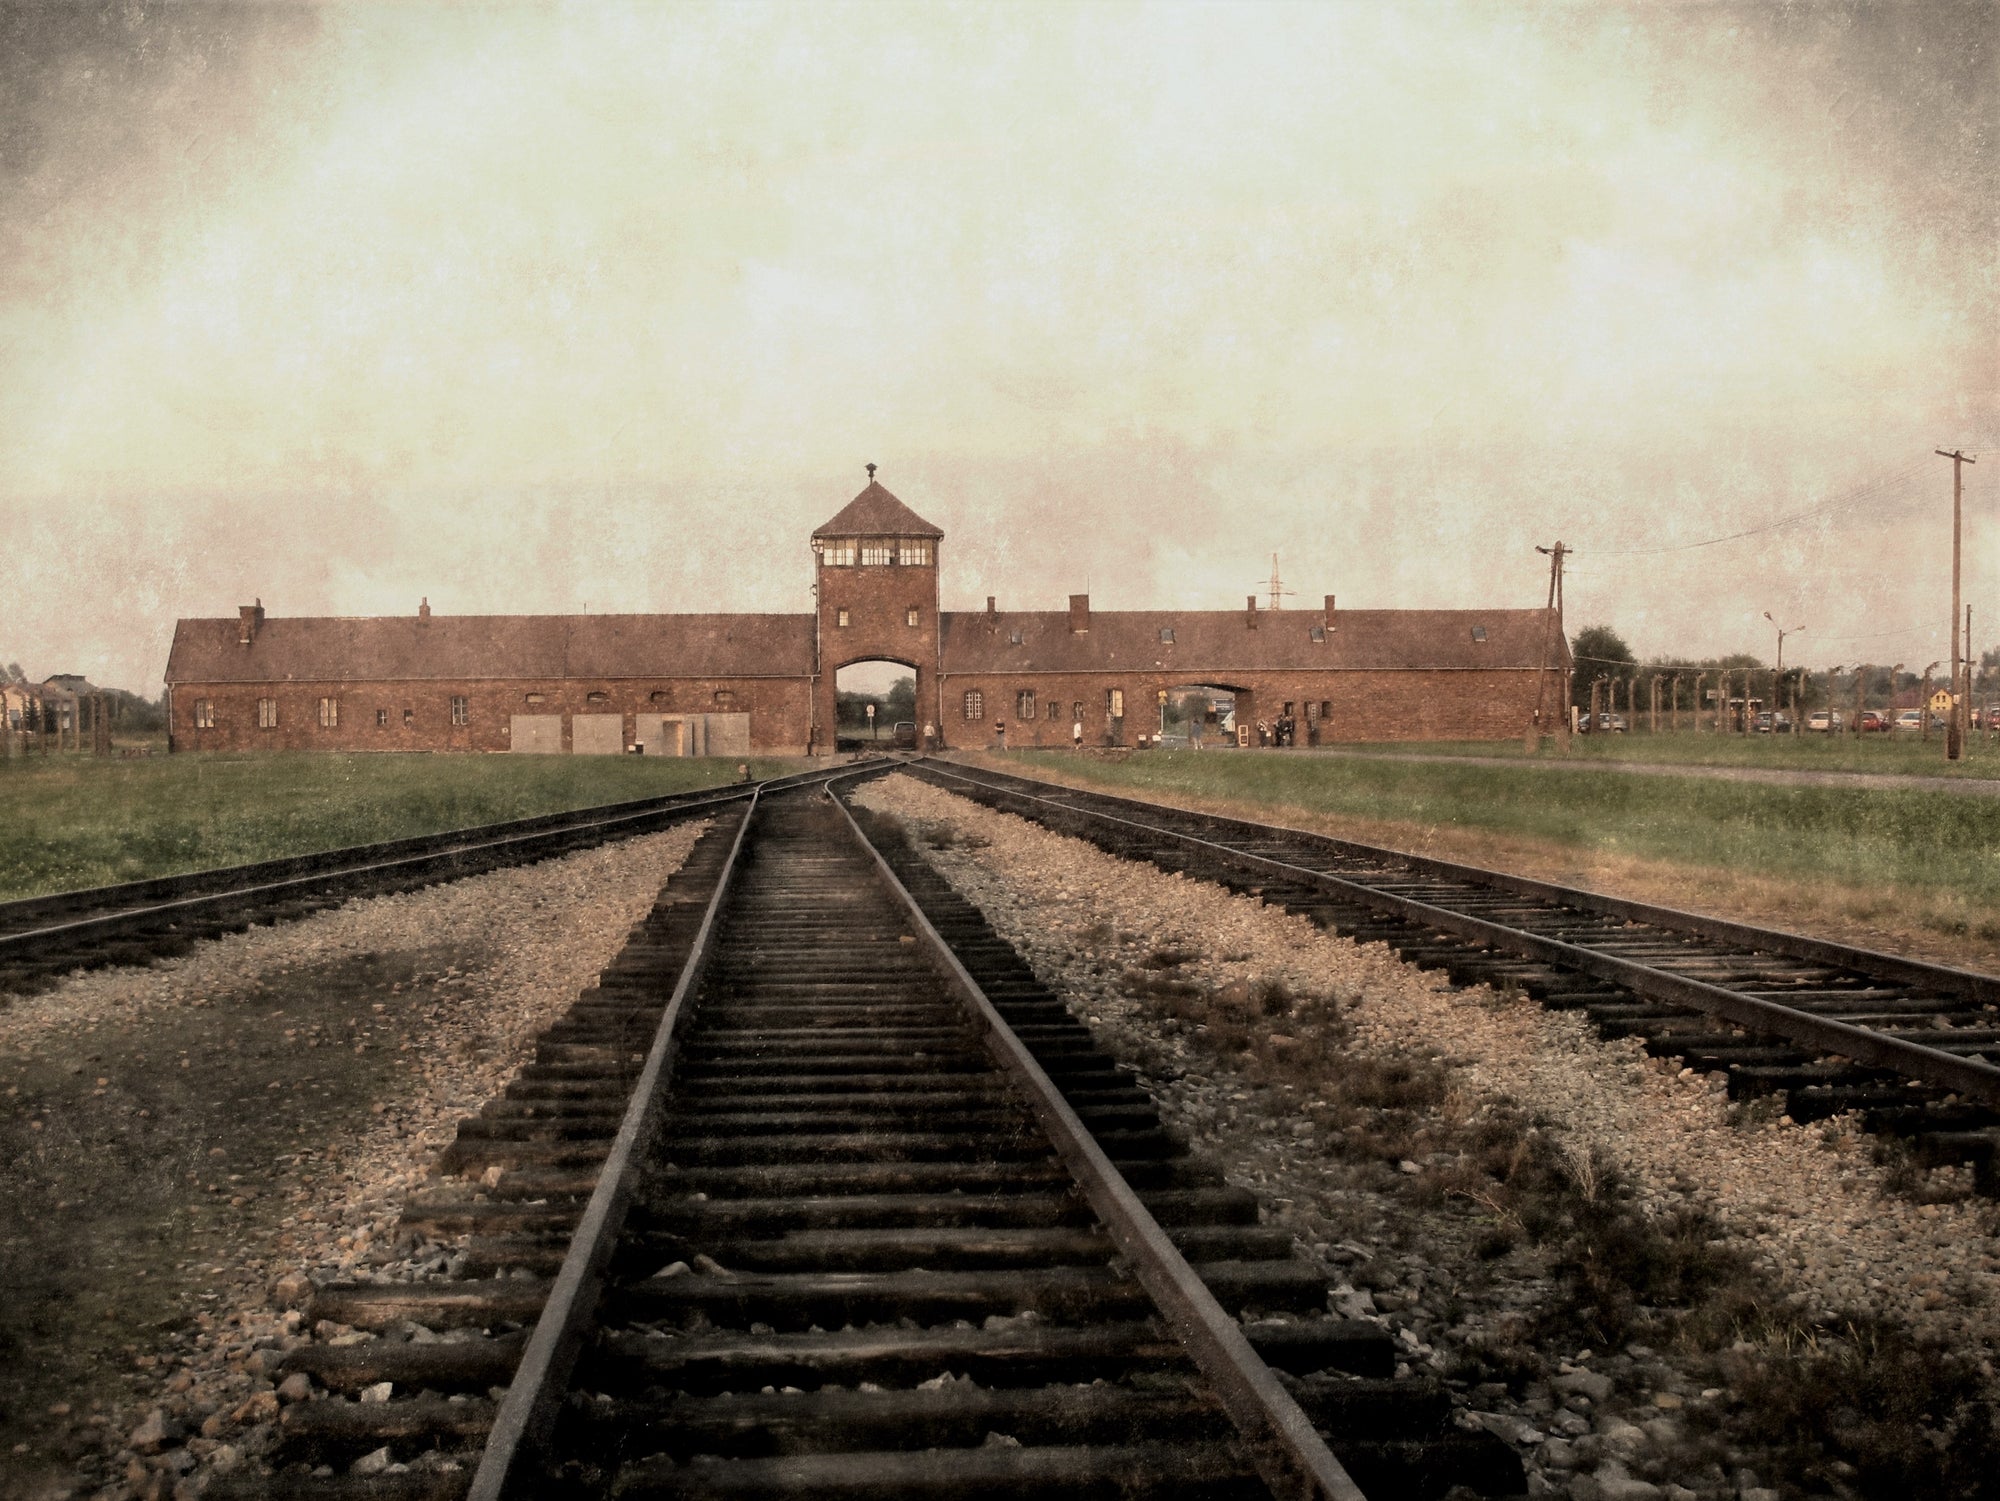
xmin=855 ymin=772 xmax=1999 ymax=1501
xmin=0 ymin=821 xmax=705 ymax=1501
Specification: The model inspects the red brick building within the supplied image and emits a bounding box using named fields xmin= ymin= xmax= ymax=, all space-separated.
xmin=165 ymin=474 xmax=1565 ymax=754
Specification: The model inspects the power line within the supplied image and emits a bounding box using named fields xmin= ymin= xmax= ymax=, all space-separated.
xmin=1576 ymin=458 xmax=1935 ymax=558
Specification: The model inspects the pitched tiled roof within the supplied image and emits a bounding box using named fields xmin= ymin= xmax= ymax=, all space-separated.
xmin=165 ymin=614 xmax=815 ymax=685
xmin=812 ymin=481 xmax=944 ymax=539
xmin=940 ymin=608 xmax=1563 ymax=676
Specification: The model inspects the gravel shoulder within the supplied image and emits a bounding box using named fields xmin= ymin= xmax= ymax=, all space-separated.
xmin=0 ymin=822 xmax=704 ymax=1501
xmin=856 ymin=773 xmax=2000 ymax=1501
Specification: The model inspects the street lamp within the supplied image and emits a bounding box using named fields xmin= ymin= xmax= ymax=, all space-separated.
xmin=1764 ymin=614 xmax=1803 ymax=735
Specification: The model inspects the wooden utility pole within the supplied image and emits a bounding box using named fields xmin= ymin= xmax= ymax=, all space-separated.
xmin=1533 ymin=542 xmax=1570 ymax=749
xmin=1938 ymin=449 xmax=1976 ymax=759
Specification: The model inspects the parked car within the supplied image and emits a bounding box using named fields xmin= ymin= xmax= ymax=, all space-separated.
xmin=1894 ymin=709 xmax=1924 ymax=732
xmin=1583 ymin=712 xmax=1628 ymax=734
xmin=892 ymin=720 xmax=918 ymax=750
xmin=1856 ymin=710 xmax=1892 ymax=733
xmin=1753 ymin=712 xmax=1793 ymax=734
xmin=1805 ymin=710 xmax=1842 ymax=733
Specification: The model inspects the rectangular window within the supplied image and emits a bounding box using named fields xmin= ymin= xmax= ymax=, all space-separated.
xmin=376 ymin=708 xmax=389 ymax=728
xmin=1471 ymin=625 xmax=1488 ymax=642
xmin=1304 ymin=702 xmax=1316 ymax=720
xmin=963 ymin=689 xmax=984 ymax=720
xmin=861 ymin=541 xmax=893 ymax=566
xmin=1048 ymin=697 xmax=1062 ymax=721
xmin=820 ymin=540 xmax=856 ymax=567
xmin=898 ymin=540 xmax=932 ymax=566
xmin=1015 ymin=689 xmax=1035 ymax=720
xmin=1108 ymin=688 xmax=1124 ymax=718
xmin=836 ymin=608 xmax=851 ymax=627
xmin=906 ymin=607 xmax=920 ymax=627
xmin=1008 ymin=629 xmax=1023 ymax=645
xmin=1310 ymin=624 xmax=1326 ymax=643
xmin=318 ymin=696 xmax=339 ymax=729
xmin=1159 ymin=627 xmax=1175 ymax=644
xmin=257 ymin=698 xmax=278 ymax=729
xmin=451 ymin=696 xmax=469 ymax=726
xmin=1319 ymin=700 xmax=1331 ymax=718
xmin=193 ymin=699 xmax=215 ymax=729
xmin=402 ymin=708 xmax=414 ymax=727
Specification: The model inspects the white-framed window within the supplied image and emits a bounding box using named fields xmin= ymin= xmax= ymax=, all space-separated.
xmin=963 ymin=689 xmax=984 ymax=721
xmin=257 ymin=698 xmax=278 ymax=729
xmin=1015 ymin=689 xmax=1035 ymax=720
xmin=1108 ymin=688 xmax=1124 ymax=718
xmin=836 ymin=608 xmax=851 ymax=627
xmin=820 ymin=540 xmax=856 ymax=567
xmin=451 ymin=696 xmax=469 ymax=726
xmin=193 ymin=699 xmax=215 ymax=729
xmin=906 ymin=607 xmax=920 ymax=627
xmin=898 ymin=540 xmax=932 ymax=566
xmin=861 ymin=541 xmax=893 ymax=566
xmin=318 ymin=696 xmax=339 ymax=729
xmin=376 ymin=708 xmax=389 ymax=727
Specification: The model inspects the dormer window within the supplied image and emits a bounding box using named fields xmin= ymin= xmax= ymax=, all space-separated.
xmin=1471 ymin=626 xmax=1488 ymax=642
xmin=1009 ymin=629 xmax=1023 ymax=646
xmin=1310 ymin=625 xmax=1326 ymax=643
xmin=1159 ymin=628 xmax=1175 ymax=644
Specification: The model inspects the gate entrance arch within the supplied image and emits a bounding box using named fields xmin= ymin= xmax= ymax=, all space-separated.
xmin=833 ymin=658 xmax=924 ymax=752
xmin=1154 ymin=681 xmax=1253 ymax=747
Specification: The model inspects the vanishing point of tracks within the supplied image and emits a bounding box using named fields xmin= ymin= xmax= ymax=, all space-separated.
xmin=211 ymin=772 xmax=1516 ymax=1500
xmin=915 ymin=759 xmax=2000 ymax=1189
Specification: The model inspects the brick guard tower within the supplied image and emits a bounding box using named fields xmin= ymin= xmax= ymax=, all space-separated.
xmin=811 ymin=466 xmax=944 ymax=752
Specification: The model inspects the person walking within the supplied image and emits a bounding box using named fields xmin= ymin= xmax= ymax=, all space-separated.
xmin=995 ymin=720 xmax=1006 ymax=754
xmin=1072 ymin=715 xmax=1084 ymax=752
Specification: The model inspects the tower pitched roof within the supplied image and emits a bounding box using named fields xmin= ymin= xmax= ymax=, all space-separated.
xmin=812 ymin=480 xmax=943 ymax=540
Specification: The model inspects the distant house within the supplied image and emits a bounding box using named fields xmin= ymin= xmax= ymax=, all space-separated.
xmin=36 ymin=676 xmax=95 ymax=735
xmin=1 ymin=680 xmax=40 ymax=732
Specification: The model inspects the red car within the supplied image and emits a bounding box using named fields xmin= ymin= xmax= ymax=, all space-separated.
xmin=1856 ymin=710 xmax=1892 ymax=733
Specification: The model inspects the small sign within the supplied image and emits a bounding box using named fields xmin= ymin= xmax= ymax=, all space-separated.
xmin=1929 ymin=690 xmax=1954 ymax=715
xmin=865 ymin=703 xmax=876 ymax=720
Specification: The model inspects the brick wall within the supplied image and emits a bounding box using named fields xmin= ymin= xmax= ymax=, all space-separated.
xmin=170 ymin=677 xmax=813 ymax=755
xmin=937 ymin=669 xmax=1543 ymax=749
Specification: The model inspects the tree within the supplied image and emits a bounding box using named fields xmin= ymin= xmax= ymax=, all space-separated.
xmin=885 ymin=676 xmax=917 ymax=723
xmin=1570 ymin=625 xmax=1637 ymax=712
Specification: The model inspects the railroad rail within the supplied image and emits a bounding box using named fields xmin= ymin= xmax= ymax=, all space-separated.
xmin=909 ymin=759 xmax=2000 ymax=1188
xmin=220 ymin=774 xmax=1515 ymax=1500
xmin=0 ymin=762 xmax=873 ymax=994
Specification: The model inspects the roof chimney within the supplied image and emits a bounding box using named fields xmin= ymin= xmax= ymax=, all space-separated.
xmin=1069 ymin=594 xmax=1090 ymax=634
xmin=986 ymin=595 xmax=996 ymax=618
xmin=419 ymin=597 xmax=431 ymax=622
xmin=1324 ymin=594 xmax=1337 ymax=631
xmin=238 ymin=599 xmax=265 ymax=646
xmin=1246 ymin=595 xmax=1259 ymax=628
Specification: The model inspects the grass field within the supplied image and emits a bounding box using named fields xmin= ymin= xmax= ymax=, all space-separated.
xmin=989 ymin=748 xmax=2000 ymax=953
xmin=0 ymin=752 xmax=796 ymax=901
xmin=1331 ymin=731 xmax=2000 ymax=777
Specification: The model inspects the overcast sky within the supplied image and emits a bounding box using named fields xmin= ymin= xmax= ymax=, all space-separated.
xmin=3 ymin=1 xmax=1993 ymax=692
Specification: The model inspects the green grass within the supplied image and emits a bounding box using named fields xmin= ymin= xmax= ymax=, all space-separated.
xmin=1324 ymin=730 xmax=2000 ymax=777
xmin=0 ymin=752 xmax=796 ymax=901
xmin=1004 ymin=749 xmax=2000 ymax=912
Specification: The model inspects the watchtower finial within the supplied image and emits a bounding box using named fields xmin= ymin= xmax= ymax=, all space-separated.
xmin=866 ymin=462 xmax=877 ymax=482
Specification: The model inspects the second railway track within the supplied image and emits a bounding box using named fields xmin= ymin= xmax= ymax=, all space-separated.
xmin=216 ymin=774 xmax=1516 ymax=1500
xmin=910 ymin=758 xmax=2000 ymax=1193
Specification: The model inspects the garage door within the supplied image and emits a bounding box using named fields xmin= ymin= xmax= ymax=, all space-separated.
xmin=572 ymin=713 xmax=625 ymax=756
xmin=509 ymin=715 xmax=562 ymax=754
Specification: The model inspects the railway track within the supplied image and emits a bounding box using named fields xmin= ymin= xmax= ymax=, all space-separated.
xmin=0 ymin=763 xmax=862 ymax=995
xmin=910 ymin=759 xmax=2000 ymax=1192
xmin=217 ymin=775 xmax=1516 ymax=1500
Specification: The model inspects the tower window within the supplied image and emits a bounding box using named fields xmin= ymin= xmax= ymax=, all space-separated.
xmin=906 ymin=607 xmax=920 ymax=627
xmin=820 ymin=541 xmax=856 ymax=566
xmin=898 ymin=540 xmax=932 ymax=566
xmin=861 ymin=541 xmax=893 ymax=566
xmin=836 ymin=608 xmax=851 ymax=627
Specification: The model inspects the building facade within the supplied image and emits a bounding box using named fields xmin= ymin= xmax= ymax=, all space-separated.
xmin=165 ymin=475 xmax=1565 ymax=754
